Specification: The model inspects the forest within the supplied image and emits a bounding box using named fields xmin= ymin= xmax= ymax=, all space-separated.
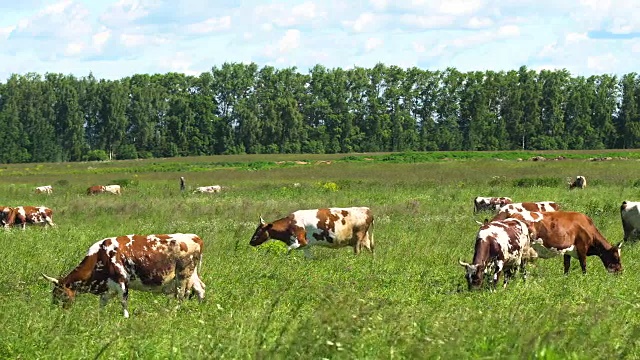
xmin=0 ymin=63 xmax=638 ymax=163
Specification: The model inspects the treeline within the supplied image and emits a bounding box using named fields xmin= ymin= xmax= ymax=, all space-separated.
xmin=0 ymin=63 xmax=639 ymax=163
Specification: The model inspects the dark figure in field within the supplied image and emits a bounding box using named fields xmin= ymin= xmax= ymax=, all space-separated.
xmin=180 ymin=176 xmax=186 ymax=192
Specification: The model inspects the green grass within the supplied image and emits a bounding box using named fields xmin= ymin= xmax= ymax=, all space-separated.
xmin=2 ymin=152 xmax=640 ymax=359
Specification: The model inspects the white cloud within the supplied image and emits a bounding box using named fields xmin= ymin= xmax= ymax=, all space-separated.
xmin=278 ymin=29 xmax=301 ymax=53
xmin=467 ymin=17 xmax=493 ymax=28
xmin=0 ymin=26 xmax=16 ymax=40
xmin=345 ymin=12 xmax=381 ymax=32
xmin=254 ymin=1 xmax=326 ymax=28
xmin=565 ymin=32 xmax=587 ymax=43
xmin=399 ymin=14 xmax=456 ymax=29
xmin=364 ymin=37 xmax=383 ymax=52
xmin=370 ymin=0 xmax=388 ymax=10
xmin=92 ymin=28 xmax=111 ymax=51
xmin=64 ymin=42 xmax=84 ymax=56
xmin=99 ymin=0 xmax=159 ymax=27
xmin=186 ymin=16 xmax=231 ymax=34
xmin=587 ymin=53 xmax=617 ymax=72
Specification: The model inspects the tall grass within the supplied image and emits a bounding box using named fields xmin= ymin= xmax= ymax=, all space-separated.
xmin=1 ymin=154 xmax=640 ymax=358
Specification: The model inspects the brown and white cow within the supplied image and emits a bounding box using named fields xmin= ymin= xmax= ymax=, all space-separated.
xmin=87 ymin=185 xmax=121 ymax=195
xmin=508 ymin=211 xmax=622 ymax=274
xmin=4 ymin=206 xmax=55 ymax=229
xmin=249 ymin=207 xmax=374 ymax=258
xmin=35 ymin=185 xmax=53 ymax=194
xmin=620 ymin=201 xmax=640 ymax=242
xmin=569 ymin=175 xmax=587 ymax=190
xmin=87 ymin=185 xmax=105 ymax=195
xmin=459 ymin=218 xmax=532 ymax=290
xmin=473 ymin=196 xmax=513 ymax=214
xmin=194 ymin=185 xmax=222 ymax=194
xmin=491 ymin=201 xmax=560 ymax=221
xmin=0 ymin=206 xmax=12 ymax=228
xmin=42 ymin=233 xmax=206 ymax=318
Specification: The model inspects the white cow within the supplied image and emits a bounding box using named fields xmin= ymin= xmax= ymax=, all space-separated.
xmin=569 ymin=176 xmax=587 ymax=190
xmin=621 ymin=201 xmax=640 ymax=242
xmin=194 ymin=185 xmax=222 ymax=194
xmin=104 ymin=185 xmax=121 ymax=195
xmin=35 ymin=185 xmax=53 ymax=194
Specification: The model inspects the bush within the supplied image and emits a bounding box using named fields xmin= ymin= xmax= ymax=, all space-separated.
xmin=116 ymin=144 xmax=138 ymax=160
xmin=512 ymin=177 xmax=562 ymax=188
xmin=110 ymin=178 xmax=139 ymax=188
xmin=85 ymin=150 xmax=108 ymax=161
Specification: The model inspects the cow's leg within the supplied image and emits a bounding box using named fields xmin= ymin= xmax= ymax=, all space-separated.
xmin=622 ymin=222 xmax=635 ymax=242
xmin=520 ymin=258 xmax=528 ymax=282
xmin=100 ymin=292 xmax=115 ymax=308
xmin=563 ymin=255 xmax=571 ymax=274
xmin=578 ymin=252 xmax=588 ymax=274
xmin=493 ymin=260 xmax=503 ymax=290
xmin=187 ymin=270 xmax=206 ymax=302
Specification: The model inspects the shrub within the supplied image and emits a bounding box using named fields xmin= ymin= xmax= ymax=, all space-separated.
xmin=512 ymin=177 xmax=562 ymax=188
xmin=85 ymin=150 xmax=108 ymax=161
xmin=318 ymin=181 xmax=339 ymax=192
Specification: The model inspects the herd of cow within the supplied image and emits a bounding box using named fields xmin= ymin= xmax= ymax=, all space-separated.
xmin=460 ymin=194 xmax=639 ymax=291
xmin=10 ymin=174 xmax=639 ymax=318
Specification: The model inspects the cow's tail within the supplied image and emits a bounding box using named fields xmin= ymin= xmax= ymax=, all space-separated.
xmin=368 ymin=217 xmax=375 ymax=254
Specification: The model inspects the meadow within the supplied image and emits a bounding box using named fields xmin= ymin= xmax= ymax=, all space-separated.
xmin=2 ymin=151 xmax=640 ymax=359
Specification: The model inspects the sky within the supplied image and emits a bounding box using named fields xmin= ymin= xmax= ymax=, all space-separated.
xmin=0 ymin=0 xmax=638 ymax=81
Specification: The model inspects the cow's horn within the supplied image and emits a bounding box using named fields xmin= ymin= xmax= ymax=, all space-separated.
xmin=260 ymin=215 xmax=265 ymax=225
xmin=458 ymin=259 xmax=470 ymax=267
xmin=41 ymin=273 xmax=59 ymax=284
xmin=617 ymin=241 xmax=624 ymax=249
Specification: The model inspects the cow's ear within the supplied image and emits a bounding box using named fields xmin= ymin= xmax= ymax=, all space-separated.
xmin=483 ymin=219 xmax=489 ymax=225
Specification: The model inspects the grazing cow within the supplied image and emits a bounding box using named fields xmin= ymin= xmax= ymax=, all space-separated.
xmin=569 ymin=175 xmax=587 ymax=190
xmin=473 ymin=196 xmax=513 ymax=214
xmin=249 ymin=207 xmax=374 ymax=258
xmin=620 ymin=201 xmax=640 ymax=241
xmin=5 ymin=206 xmax=55 ymax=229
xmin=491 ymin=201 xmax=560 ymax=221
xmin=0 ymin=206 xmax=12 ymax=228
xmin=35 ymin=185 xmax=53 ymax=194
xmin=194 ymin=185 xmax=222 ymax=194
xmin=87 ymin=185 xmax=106 ymax=195
xmin=509 ymin=211 xmax=622 ymax=274
xmin=42 ymin=233 xmax=206 ymax=318
xmin=459 ymin=218 xmax=532 ymax=290
xmin=104 ymin=184 xmax=122 ymax=195
xmin=180 ymin=177 xmax=186 ymax=192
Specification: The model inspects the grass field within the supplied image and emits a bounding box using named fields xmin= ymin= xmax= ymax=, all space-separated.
xmin=2 ymin=151 xmax=640 ymax=359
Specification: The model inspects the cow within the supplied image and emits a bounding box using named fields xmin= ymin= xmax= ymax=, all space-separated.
xmin=104 ymin=184 xmax=121 ymax=195
xmin=41 ymin=233 xmax=206 ymax=318
xmin=620 ymin=201 xmax=640 ymax=242
xmin=5 ymin=206 xmax=55 ymax=229
xmin=508 ymin=211 xmax=622 ymax=275
xmin=0 ymin=206 xmax=12 ymax=228
xmin=569 ymin=175 xmax=587 ymax=190
xmin=194 ymin=185 xmax=222 ymax=194
xmin=491 ymin=201 xmax=560 ymax=221
xmin=35 ymin=185 xmax=53 ymax=194
xmin=249 ymin=207 xmax=374 ymax=258
xmin=459 ymin=218 xmax=532 ymax=290
xmin=87 ymin=185 xmax=106 ymax=195
xmin=473 ymin=196 xmax=513 ymax=214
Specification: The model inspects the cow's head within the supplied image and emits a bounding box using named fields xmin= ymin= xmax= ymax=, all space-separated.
xmin=601 ymin=242 xmax=623 ymax=273
xmin=249 ymin=216 xmax=272 ymax=246
xmin=42 ymin=274 xmax=76 ymax=308
xmin=458 ymin=260 xmax=485 ymax=290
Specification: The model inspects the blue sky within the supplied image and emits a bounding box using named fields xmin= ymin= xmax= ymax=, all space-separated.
xmin=0 ymin=0 xmax=638 ymax=80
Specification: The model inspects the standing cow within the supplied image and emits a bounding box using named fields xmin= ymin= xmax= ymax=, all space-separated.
xmin=491 ymin=201 xmax=559 ymax=221
xmin=194 ymin=185 xmax=222 ymax=194
xmin=509 ymin=211 xmax=622 ymax=274
xmin=249 ymin=207 xmax=374 ymax=258
xmin=473 ymin=197 xmax=513 ymax=214
xmin=569 ymin=176 xmax=587 ymax=190
xmin=620 ymin=201 xmax=640 ymax=242
xmin=459 ymin=218 xmax=532 ymax=290
xmin=104 ymin=185 xmax=121 ymax=195
xmin=35 ymin=185 xmax=53 ymax=194
xmin=5 ymin=206 xmax=55 ymax=229
xmin=42 ymin=233 xmax=206 ymax=318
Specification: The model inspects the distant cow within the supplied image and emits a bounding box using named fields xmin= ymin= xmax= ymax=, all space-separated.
xmin=510 ymin=211 xmax=622 ymax=274
xmin=249 ymin=207 xmax=374 ymax=258
xmin=35 ymin=185 xmax=53 ymax=194
xmin=194 ymin=185 xmax=222 ymax=194
xmin=5 ymin=206 xmax=55 ymax=229
xmin=569 ymin=175 xmax=587 ymax=190
xmin=104 ymin=185 xmax=121 ymax=195
xmin=491 ymin=201 xmax=560 ymax=221
xmin=473 ymin=196 xmax=513 ymax=214
xmin=0 ymin=206 xmax=13 ymax=228
xmin=87 ymin=185 xmax=121 ymax=195
xmin=42 ymin=233 xmax=206 ymax=318
xmin=459 ymin=218 xmax=532 ymax=290
xmin=620 ymin=201 xmax=640 ymax=241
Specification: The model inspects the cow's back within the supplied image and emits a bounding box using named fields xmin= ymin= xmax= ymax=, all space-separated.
xmin=294 ymin=207 xmax=373 ymax=246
